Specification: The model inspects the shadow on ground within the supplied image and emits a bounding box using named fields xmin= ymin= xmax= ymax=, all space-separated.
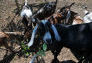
xmin=60 ymin=60 xmax=76 ymax=63
xmin=0 ymin=52 xmax=16 ymax=63
xmin=51 ymin=59 xmax=76 ymax=63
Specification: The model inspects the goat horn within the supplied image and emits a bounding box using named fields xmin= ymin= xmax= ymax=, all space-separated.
xmin=69 ymin=2 xmax=75 ymax=8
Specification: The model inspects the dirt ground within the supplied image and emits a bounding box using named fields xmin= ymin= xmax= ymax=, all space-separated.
xmin=0 ymin=0 xmax=92 ymax=63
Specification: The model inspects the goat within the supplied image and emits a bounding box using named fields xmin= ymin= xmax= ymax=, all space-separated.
xmin=33 ymin=0 xmax=58 ymax=20
xmin=20 ymin=0 xmax=34 ymax=41
xmin=47 ymin=2 xmax=84 ymax=25
xmin=28 ymin=20 xmax=92 ymax=63
xmin=47 ymin=11 xmax=83 ymax=25
xmin=24 ymin=2 xmax=83 ymax=42
xmin=58 ymin=2 xmax=75 ymax=24
xmin=20 ymin=0 xmax=33 ymax=29
xmin=83 ymin=6 xmax=92 ymax=23
xmin=57 ymin=2 xmax=83 ymax=25
xmin=24 ymin=0 xmax=58 ymax=41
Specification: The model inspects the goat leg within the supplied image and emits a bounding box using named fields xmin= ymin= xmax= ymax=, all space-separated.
xmin=50 ymin=43 xmax=63 ymax=63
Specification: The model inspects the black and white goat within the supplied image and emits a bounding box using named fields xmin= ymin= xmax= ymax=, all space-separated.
xmin=20 ymin=0 xmax=33 ymax=28
xmin=83 ymin=7 xmax=92 ymax=23
xmin=28 ymin=20 xmax=92 ymax=63
xmin=33 ymin=0 xmax=58 ymax=20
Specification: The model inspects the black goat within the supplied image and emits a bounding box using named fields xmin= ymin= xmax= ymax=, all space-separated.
xmin=28 ymin=20 xmax=92 ymax=63
xmin=54 ymin=22 xmax=92 ymax=63
xmin=33 ymin=0 xmax=58 ymax=20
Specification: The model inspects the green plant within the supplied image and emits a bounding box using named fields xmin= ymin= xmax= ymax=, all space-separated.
xmin=21 ymin=41 xmax=31 ymax=57
xmin=37 ymin=43 xmax=47 ymax=56
xmin=21 ymin=40 xmax=47 ymax=57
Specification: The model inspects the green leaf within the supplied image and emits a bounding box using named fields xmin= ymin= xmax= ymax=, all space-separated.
xmin=37 ymin=50 xmax=46 ymax=56
xmin=43 ymin=43 xmax=47 ymax=51
xmin=26 ymin=52 xmax=29 ymax=56
xmin=41 ymin=52 xmax=45 ymax=56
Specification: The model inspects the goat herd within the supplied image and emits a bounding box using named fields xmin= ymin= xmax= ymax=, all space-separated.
xmin=0 ymin=0 xmax=92 ymax=63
